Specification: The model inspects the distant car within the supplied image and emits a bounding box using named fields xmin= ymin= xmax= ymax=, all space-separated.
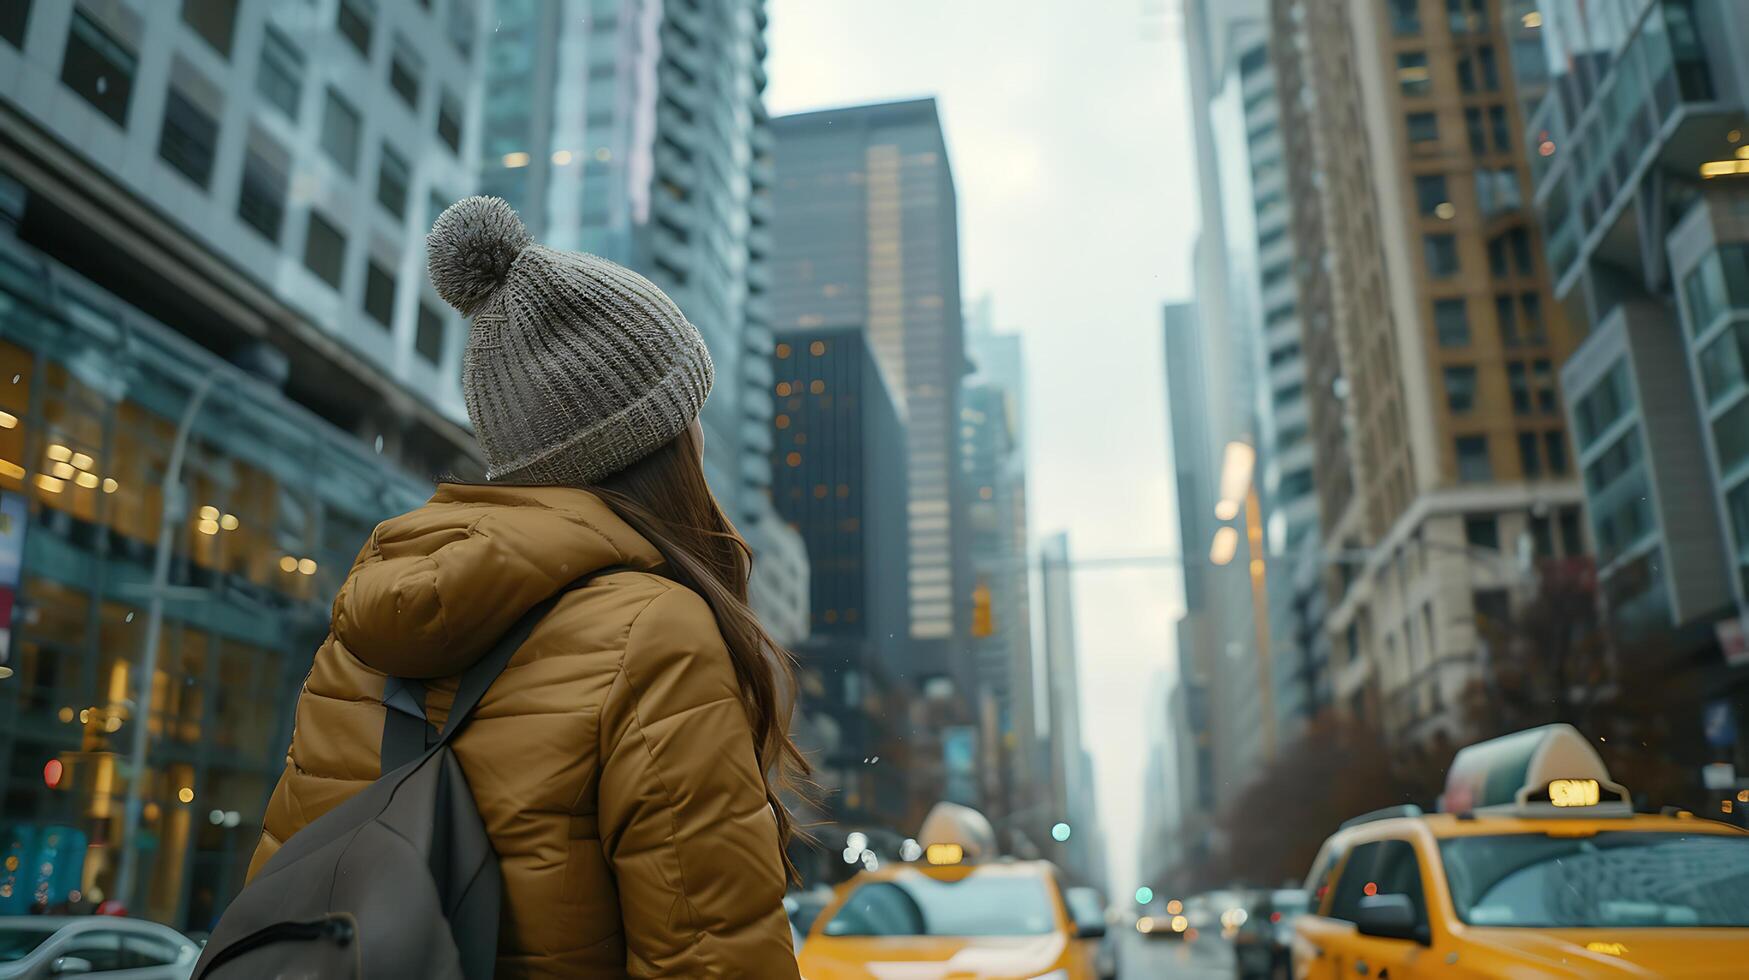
xmin=0 ymin=916 xmax=200 ymax=979
xmin=1232 ymin=888 xmax=1307 ymax=980
xmin=1136 ymin=895 xmax=1194 ymax=941
xmin=1064 ymin=886 xmax=1118 ymax=980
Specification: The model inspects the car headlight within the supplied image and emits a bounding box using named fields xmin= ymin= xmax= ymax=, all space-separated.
xmin=1029 ymin=971 xmax=1071 ymax=980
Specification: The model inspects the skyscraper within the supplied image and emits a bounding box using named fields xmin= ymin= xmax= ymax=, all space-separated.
xmin=1179 ymin=0 xmax=1275 ymax=801
xmin=769 ymin=327 xmax=908 ymax=837
xmin=0 ymin=0 xmax=483 ymax=924
xmin=1038 ymin=531 xmax=1102 ymax=887
xmin=770 ymin=98 xmax=967 ymax=674
xmin=961 ymin=297 xmax=1036 ymax=826
xmin=478 ymin=0 xmax=807 ymax=643
xmin=1277 ymin=0 xmax=1588 ymax=745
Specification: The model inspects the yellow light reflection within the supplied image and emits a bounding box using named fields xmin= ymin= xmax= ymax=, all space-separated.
xmin=502 ymin=151 xmax=531 ymax=168
xmin=924 ymin=843 xmax=963 ymax=866
xmin=46 ymin=444 xmax=70 ymax=463
xmin=1549 ymin=778 xmax=1600 ymax=807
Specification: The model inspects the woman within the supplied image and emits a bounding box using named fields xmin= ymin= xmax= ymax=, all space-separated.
xmin=247 ymin=196 xmax=805 ymax=978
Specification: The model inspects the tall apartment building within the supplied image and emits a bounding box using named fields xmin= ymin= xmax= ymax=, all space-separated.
xmin=770 ymin=98 xmax=968 ymax=674
xmin=961 ymin=297 xmax=1037 ymax=826
xmin=0 ymin=0 xmax=485 ymax=925
xmin=1502 ymin=0 xmax=1749 ymax=774
xmin=477 ymin=0 xmax=807 ymax=643
xmin=1278 ymin=0 xmax=1589 ymax=746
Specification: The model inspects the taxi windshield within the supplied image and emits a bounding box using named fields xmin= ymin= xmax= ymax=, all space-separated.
xmin=1441 ymin=832 xmax=1749 ymax=928
xmin=821 ymin=875 xmax=1057 ymax=937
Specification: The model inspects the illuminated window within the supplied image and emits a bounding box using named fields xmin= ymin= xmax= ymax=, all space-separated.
xmin=1397 ymin=52 xmax=1431 ymax=98
xmin=810 ymin=340 xmax=826 ymax=356
xmin=775 ymin=343 xmax=791 ymax=358
xmin=774 ymin=414 xmax=790 ymax=429
xmin=809 ymin=380 xmax=825 ymax=394
xmin=785 ymin=452 xmax=801 ymax=467
xmin=776 ymin=382 xmax=791 ymax=396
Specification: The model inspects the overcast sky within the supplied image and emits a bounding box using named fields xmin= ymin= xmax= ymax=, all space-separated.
xmin=766 ymin=0 xmax=1199 ymax=896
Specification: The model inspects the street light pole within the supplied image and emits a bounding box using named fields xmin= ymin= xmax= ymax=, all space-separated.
xmin=114 ymin=370 xmax=226 ymax=911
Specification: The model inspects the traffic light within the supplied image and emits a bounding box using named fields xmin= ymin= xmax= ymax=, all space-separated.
xmin=971 ymin=580 xmax=993 ymax=637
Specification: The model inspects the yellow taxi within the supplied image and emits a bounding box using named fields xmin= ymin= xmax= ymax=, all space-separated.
xmin=797 ymin=803 xmax=1106 ymax=980
xmin=1292 ymin=724 xmax=1749 ymax=978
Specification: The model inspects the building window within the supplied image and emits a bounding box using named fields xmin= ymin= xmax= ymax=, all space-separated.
xmin=1574 ymin=361 xmax=1634 ymax=450
xmin=1473 ymin=588 xmax=1510 ymax=631
xmin=1456 ymin=435 xmax=1491 ymax=482
xmin=1444 ymin=365 xmax=1478 ymax=412
xmin=376 ymin=144 xmax=410 ymax=219
xmin=256 ymin=26 xmax=304 ymax=120
xmin=181 ymin=0 xmax=237 ymax=56
xmin=1531 ymin=358 xmax=1557 ymax=413
xmin=1544 ymin=430 xmax=1568 ymax=475
xmin=321 ymin=88 xmax=362 ymax=175
xmin=1389 ymin=0 xmax=1421 ymax=35
xmin=363 ymin=261 xmax=396 ymax=327
xmin=1435 ymin=298 xmax=1469 ymax=346
xmin=1407 ymin=111 xmax=1439 ymax=146
xmin=1488 ymin=227 xmax=1532 ymax=278
xmin=1698 ymin=321 xmax=1749 ymax=406
xmin=1414 ymin=174 xmax=1449 ymax=216
xmin=1464 ymin=106 xmax=1486 ymax=155
xmin=415 ymin=302 xmax=447 ymax=365
xmin=158 ymin=86 xmax=219 ymax=189
xmin=62 ymin=10 xmax=135 ymax=126
xmin=1464 ymin=514 xmax=1500 ymax=551
xmin=1682 ymin=244 xmax=1749 ymax=336
xmin=237 ymin=139 xmax=287 ymax=242
xmin=1424 ymin=234 xmax=1459 ymax=278
xmin=1520 ymin=292 xmax=1544 ymax=342
xmin=0 ymin=0 xmax=30 ymax=48
xmin=337 ymin=0 xmax=374 ymax=57
xmin=436 ymin=92 xmax=462 ymax=153
xmin=1507 ymin=362 xmax=1531 ymax=414
xmin=389 ymin=43 xmax=421 ymax=108
xmin=303 ymin=212 xmax=346 ymax=287
xmin=1397 ymin=52 xmax=1432 ymax=97
xmin=1488 ymin=104 xmax=1511 ymax=152
xmin=1475 ymin=167 xmax=1521 ymax=217
xmin=1518 ymin=432 xmax=1542 ymax=477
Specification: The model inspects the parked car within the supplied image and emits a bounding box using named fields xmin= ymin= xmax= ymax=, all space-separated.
xmin=0 ymin=916 xmax=200 ymax=979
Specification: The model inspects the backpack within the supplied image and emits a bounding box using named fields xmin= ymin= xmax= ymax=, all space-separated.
xmin=193 ymin=571 xmax=620 ymax=979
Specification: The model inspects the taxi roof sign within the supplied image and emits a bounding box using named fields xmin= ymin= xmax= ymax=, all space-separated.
xmin=917 ymin=802 xmax=997 ymax=863
xmin=1439 ymin=724 xmax=1632 ymax=817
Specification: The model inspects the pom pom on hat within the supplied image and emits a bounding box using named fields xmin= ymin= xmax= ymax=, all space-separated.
xmin=427 ymin=195 xmax=532 ymax=316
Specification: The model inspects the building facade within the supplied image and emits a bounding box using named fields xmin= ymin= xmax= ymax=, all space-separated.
xmin=960 ymin=297 xmax=1036 ymax=829
xmin=1504 ymin=0 xmax=1749 ymax=787
xmin=0 ymin=0 xmax=482 ymax=924
xmin=769 ymin=326 xmax=908 ymax=839
xmin=476 ymin=0 xmax=807 ymax=643
xmin=1037 ymin=531 xmax=1103 ymax=888
xmin=770 ymin=98 xmax=968 ymax=672
xmin=1280 ymin=0 xmax=1589 ymax=747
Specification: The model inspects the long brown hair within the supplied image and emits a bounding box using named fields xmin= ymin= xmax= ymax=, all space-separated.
xmin=588 ymin=425 xmax=809 ymax=882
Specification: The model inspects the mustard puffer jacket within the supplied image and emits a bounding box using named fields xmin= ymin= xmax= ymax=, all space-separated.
xmin=247 ymin=482 xmax=800 ymax=979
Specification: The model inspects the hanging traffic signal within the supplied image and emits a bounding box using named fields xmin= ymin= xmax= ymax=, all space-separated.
xmin=971 ymin=580 xmax=993 ymax=637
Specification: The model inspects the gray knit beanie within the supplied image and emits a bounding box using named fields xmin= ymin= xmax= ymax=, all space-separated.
xmin=427 ymin=196 xmax=713 ymax=485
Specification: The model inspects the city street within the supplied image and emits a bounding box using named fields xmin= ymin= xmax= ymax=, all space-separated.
xmin=1117 ymin=931 xmax=1235 ymax=980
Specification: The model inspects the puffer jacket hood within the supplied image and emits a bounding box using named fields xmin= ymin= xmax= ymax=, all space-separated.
xmin=249 ymin=483 xmax=800 ymax=979
xmin=330 ymin=482 xmax=660 ymax=679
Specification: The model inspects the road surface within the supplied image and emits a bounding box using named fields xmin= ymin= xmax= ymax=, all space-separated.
xmin=1117 ymin=927 xmax=1235 ymax=979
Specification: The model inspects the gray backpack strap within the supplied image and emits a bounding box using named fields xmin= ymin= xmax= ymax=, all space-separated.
xmin=379 ymin=566 xmax=632 ymax=773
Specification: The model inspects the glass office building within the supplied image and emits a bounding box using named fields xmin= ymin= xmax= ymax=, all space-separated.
xmin=0 ymin=231 xmax=428 ymax=928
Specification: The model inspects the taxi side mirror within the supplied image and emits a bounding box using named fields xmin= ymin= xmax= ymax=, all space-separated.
xmin=1354 ymin=894 xmax=1426 ymax=945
